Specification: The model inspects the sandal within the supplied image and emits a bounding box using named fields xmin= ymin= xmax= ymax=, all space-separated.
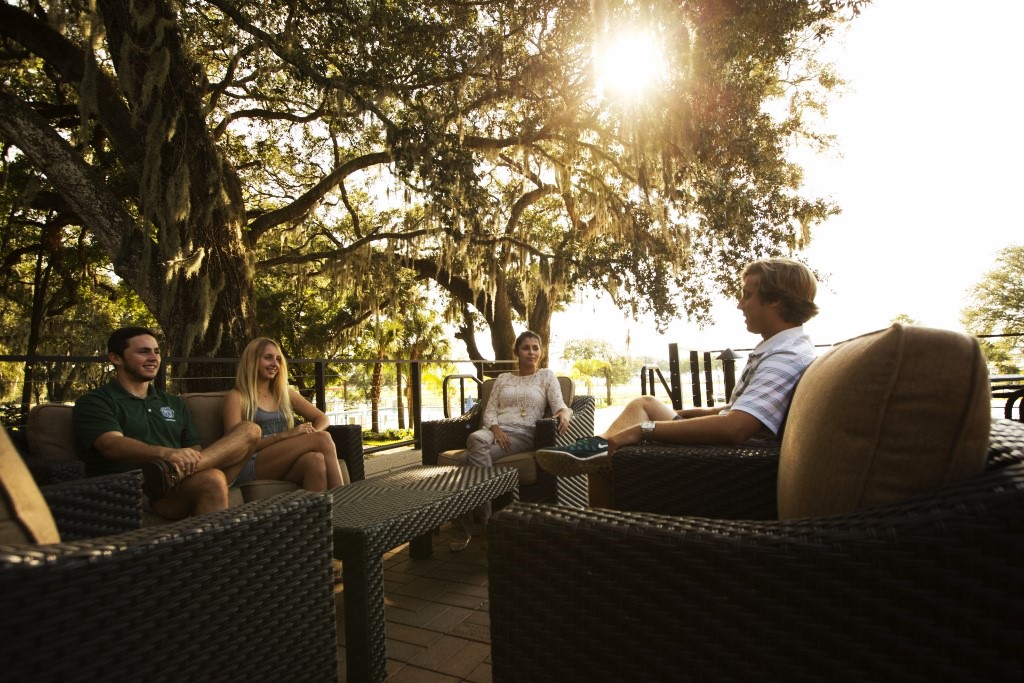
xmin=141 ymin=460 xmax=181 ymax=501
xmin=450 ymin=535 xmax=472 ymax=553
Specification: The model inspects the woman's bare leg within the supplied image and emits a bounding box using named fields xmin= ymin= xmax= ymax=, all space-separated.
xmin=324 ymin=450 xmax=344 ymax=488
xmin=282 ymin=451 xmax=328 ymax=491
xmin=251 ymin=430 xmax=335 ymax=489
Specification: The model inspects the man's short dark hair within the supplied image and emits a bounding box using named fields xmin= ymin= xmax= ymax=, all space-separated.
xmin=107 ymin=327 xmax=159 ymax=356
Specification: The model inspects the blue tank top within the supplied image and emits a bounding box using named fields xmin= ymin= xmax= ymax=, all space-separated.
xmin=254 ymin=407 xmax=289 ymax=437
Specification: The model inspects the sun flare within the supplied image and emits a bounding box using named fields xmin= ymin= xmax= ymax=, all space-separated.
xmin=595 ymin=31 xmax=664 ymax=101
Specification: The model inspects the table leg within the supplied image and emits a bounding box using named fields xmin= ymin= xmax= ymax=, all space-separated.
xmin=410 ymin=531 xmax=434 ymax=559
xmin=341 ymin=549 xmax=388 ymax=682
xmin=587 ymin=471 xmax=614 ymax=507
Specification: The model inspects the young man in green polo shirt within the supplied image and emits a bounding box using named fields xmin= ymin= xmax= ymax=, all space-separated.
xmin=73 ymin=327 xmax=261 ymax=519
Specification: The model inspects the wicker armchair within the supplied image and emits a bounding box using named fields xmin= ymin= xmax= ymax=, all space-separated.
xmin=491 ymin=325 xmax=1021 ymax=682
xmin=422 ymin=376 xmax=595 ymax=507
xmin=489 ymin=418 xmax=1024 ymax=682
xmin=1 ymin=470 xmax=338 ymax=681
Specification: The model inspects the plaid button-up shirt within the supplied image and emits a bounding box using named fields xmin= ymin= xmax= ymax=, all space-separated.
xmin=721 ymin=326 xmax=816 ymax=439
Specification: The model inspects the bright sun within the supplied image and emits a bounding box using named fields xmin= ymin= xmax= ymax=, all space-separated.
xmin=595 ymin=31 xmax=664 ymax=101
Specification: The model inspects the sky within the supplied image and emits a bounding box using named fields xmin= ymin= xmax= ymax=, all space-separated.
xmin=548 ymin=0 xmax=1024 ymax=361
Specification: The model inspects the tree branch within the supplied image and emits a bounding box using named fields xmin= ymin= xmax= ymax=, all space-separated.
xmin=0 ymin=88 xmax=152 ymax=290
xmin=246 ymin=151 xmax=392 ymax=242
xmin=0 ymin=3 xmax=144 ymax=171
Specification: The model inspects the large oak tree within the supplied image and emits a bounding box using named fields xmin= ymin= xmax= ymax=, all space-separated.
xmin=1 ymin=0 xmax=868 ymax=371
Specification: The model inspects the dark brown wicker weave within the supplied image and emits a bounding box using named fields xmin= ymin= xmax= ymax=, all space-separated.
xmin=488 ymin=419 xmax=1024 ymax=682
xmin=421 ymin=394 xmax=595 ymax=507
xmin=328 ymin=423 xmax=366 ymax=482
xmin=41 ymin=470 xmax=143 ymax=539
xmin=1 ymin=485 xmax=337 ymax=682
xmin=331 ymin=465 xmax=519 ymax=682
xmin=25 ymin=456 xmax=86 ymax=485
xmin=613 ymin=441 xmax=781 ymax=519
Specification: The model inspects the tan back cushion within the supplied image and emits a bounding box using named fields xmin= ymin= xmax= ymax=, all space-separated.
xmin=477 ymin=375 xmax=574 ymax=416
xmin=0 ymin=425 xmax=60 ymax=544
xmin=27 ymin=403 xmax=77 ymax=460
xmin=181 ymin=392 xmax=227 ymax=447
xmin=778 ymin=324 xmax=991 ymax=520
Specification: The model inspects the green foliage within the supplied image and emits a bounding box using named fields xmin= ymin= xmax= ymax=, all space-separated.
xmin=562 ymin=337 xmax=645 ymax=405
xmin=890 ymin=314 xmax=921 ymax=326
xmin=362 ymin=428 xmax=414 ymax=444
xmin=0 ymin=403 xmax=27 ymax=431
xmin=0 ymin=0 xmax=868 ymax=370
xmin=961 ymin=244 xmax=1024 ymax=373
xmin=0 ymin=153 xmax=157 ymax=400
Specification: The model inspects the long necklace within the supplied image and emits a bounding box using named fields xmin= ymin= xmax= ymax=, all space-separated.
xmin=516 ymin=373 xmax=539 ymax=417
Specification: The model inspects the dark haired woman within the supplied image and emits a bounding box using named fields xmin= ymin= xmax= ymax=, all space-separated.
xmin=450 ymin=330 xmax=572 ymax=551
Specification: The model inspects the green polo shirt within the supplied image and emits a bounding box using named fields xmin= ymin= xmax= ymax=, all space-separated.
xmin=73 ymin=380 xmax=200 ymax=476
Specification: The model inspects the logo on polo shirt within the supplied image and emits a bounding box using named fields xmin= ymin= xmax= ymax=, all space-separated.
xmin=160 ymin=406 xmax=176 ymax=421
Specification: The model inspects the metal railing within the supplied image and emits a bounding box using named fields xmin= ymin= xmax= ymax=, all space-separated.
xmin=0 ymin=354 xmax=519 ymax=452
xmin=645 ymin=336 xmax=1024 ymax=419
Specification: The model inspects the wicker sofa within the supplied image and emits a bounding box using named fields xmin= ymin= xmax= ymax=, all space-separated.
xmin=0 ymin=426 xmax=339 ymax=680
xmin=23 ymin=391 xmax=364 ymax=521
xmin=421 ymin=376 xmax=595 ymax=508
xmin=489 ymin=325 xmax=1023 ymax=682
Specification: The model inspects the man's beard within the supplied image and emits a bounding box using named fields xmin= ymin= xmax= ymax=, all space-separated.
xmin=123 ymin=358 xmax=158 ymax=383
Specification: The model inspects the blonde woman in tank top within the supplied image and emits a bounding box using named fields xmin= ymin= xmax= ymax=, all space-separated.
xmin=223 ymin=337 xmax=345 ymax=491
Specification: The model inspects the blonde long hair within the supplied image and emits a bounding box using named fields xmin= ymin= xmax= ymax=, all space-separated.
xmin=235 ymin=338 xmax=295 ymax=428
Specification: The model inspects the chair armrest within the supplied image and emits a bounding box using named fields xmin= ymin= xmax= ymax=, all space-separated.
xmin=0 ymin=490 xmax=337 ymax=680
xmin=23 ymin=455 xmax=86 ymax=486
xmin=490 ymin=461 xmax=1024 ymax=682
xmin=613 ymin=442 xmax=781 ymax=519
xmin=41 ymin=470 xmax=143 ymax=540
xmin=533 ymin=394 xmax=597 ymax=449
xmin=421 ymin=411 xmax=477 ymax=465
xmin=327 ymin=423 xmax=365 ymax=482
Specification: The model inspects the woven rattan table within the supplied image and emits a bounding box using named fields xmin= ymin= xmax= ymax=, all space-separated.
xmin=331 ymin=465 xmax=519 ymax=682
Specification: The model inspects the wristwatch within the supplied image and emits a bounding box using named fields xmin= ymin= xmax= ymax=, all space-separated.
xmin=640 ymin=420 xmax=656 ymax=442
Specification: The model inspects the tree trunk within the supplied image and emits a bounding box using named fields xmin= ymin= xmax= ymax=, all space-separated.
xmin=370 ymin=360 xmax=383 ymax=433
xmin=528 ymin=289 xmax=555 ymax=370
xmin=0 ymin=0 xmax=256 ymax=387
xmin=396 ymin=368 xmax=405 ymax=430
xmin=98 ymin=0 xmax=257 ymax=371
xmin=488 ymin=277 xmax=516 ymax=365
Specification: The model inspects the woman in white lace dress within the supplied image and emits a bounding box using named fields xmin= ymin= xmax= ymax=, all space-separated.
xmin=451 ymin=330 xmax=573 ymax=551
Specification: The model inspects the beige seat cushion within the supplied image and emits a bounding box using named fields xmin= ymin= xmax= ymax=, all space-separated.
xmin=778 ymin=324 xmax=991 ymax=520
xmin=27 ymin=403 xmax=77 ymax=460
xmin=0 ymin=426 xmax=60 ymax=544
xmin=439 ymin=448 xmax=538 ymax=485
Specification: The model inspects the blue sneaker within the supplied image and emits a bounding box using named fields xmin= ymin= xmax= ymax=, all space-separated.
xmin=544 ymin=436 xmax=609 ymax=458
